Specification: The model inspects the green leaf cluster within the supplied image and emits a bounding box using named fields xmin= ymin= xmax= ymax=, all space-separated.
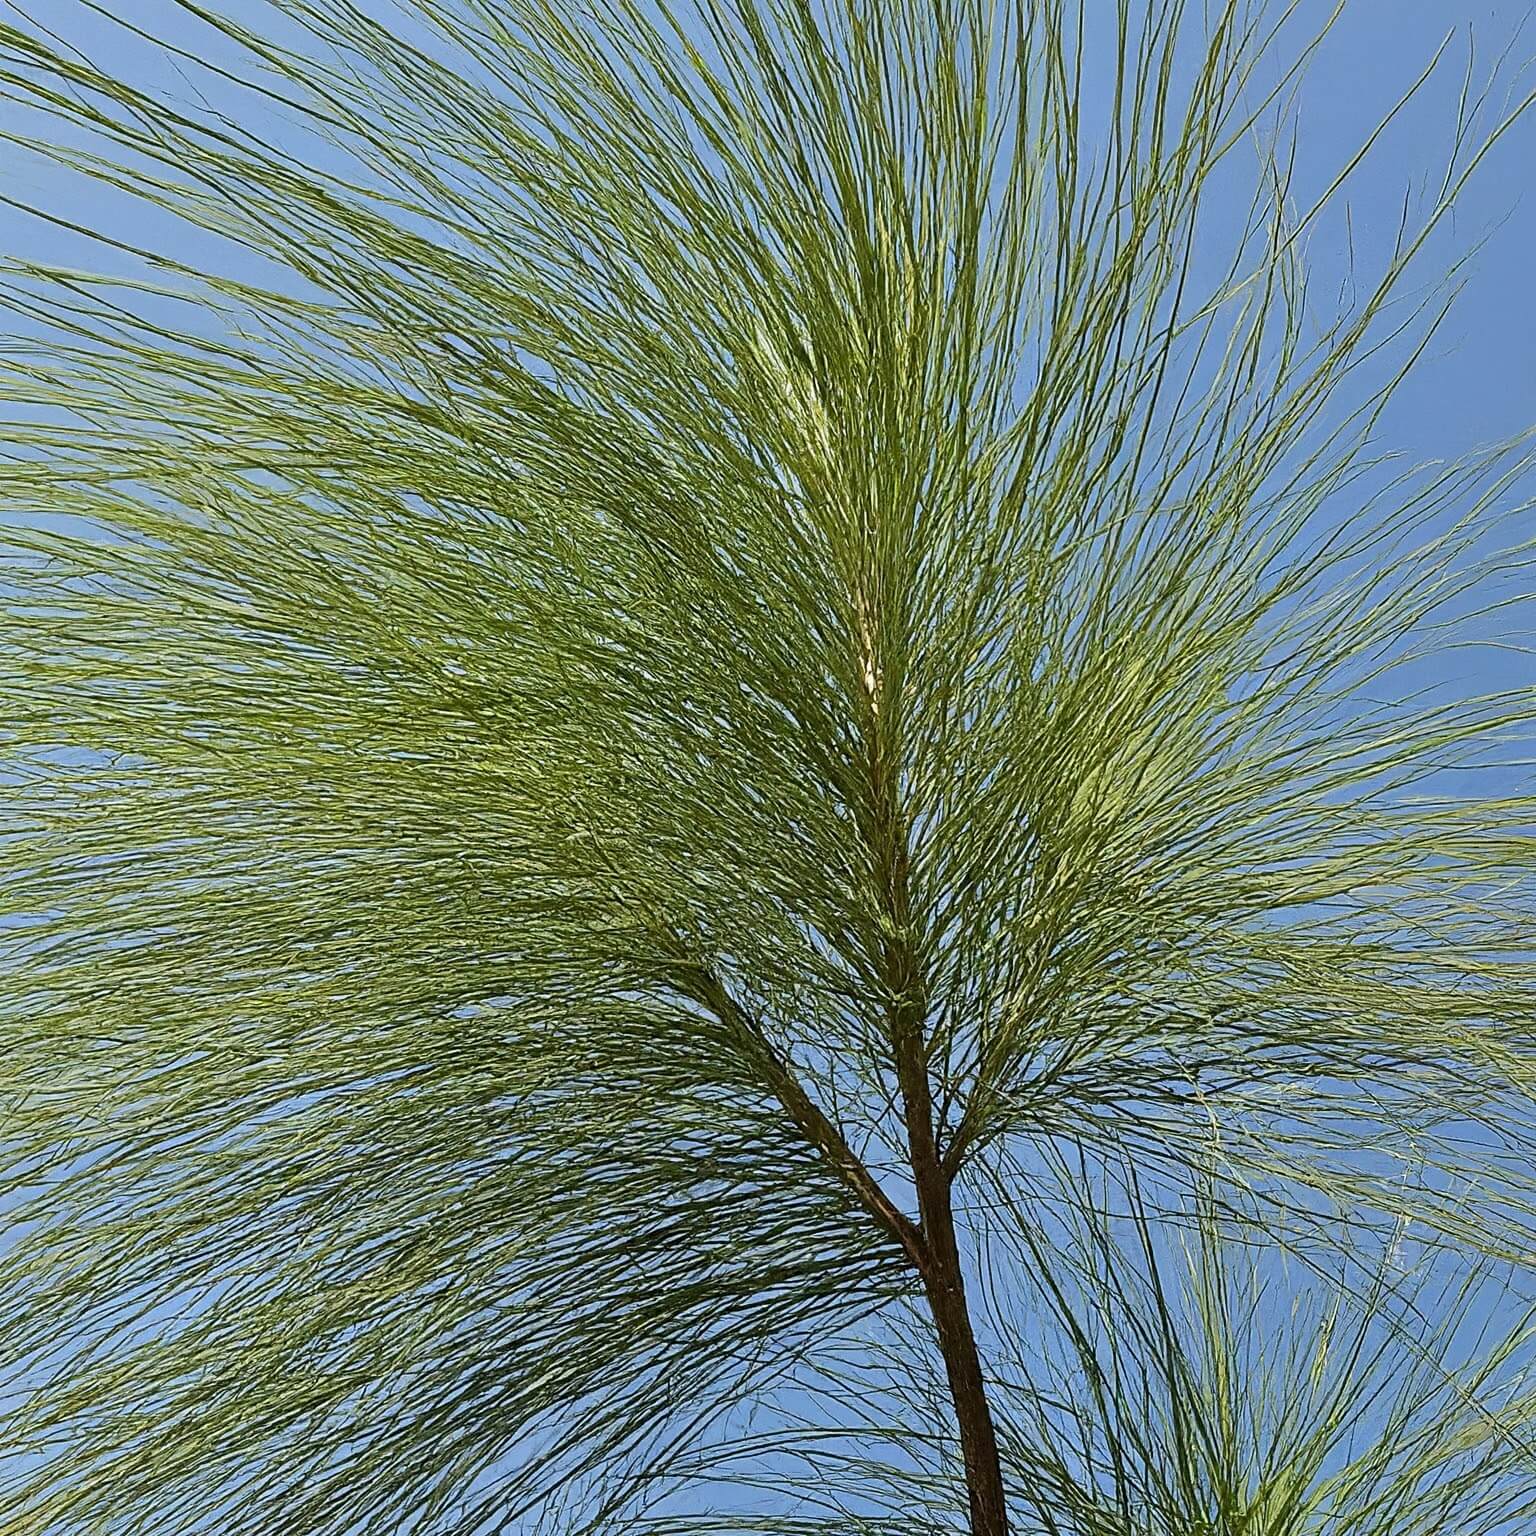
xmin=2 ymin=2 xmax=1535 ymax=1532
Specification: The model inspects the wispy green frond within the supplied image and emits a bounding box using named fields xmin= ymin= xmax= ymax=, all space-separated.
xmin=2 ymin=0 xmax=1534 ymax=1530
xmin=986 ymin=1173 xmax=1536 ymax=1536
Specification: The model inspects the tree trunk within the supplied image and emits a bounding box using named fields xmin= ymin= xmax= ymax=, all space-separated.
xmin=917 ymin=1177 xmax=1011 ymax=1536
xmin=894 ymin=1005 xmax=1011 ymax=1536
xmin=858 ymin=589 xmax=1010 ymax=1535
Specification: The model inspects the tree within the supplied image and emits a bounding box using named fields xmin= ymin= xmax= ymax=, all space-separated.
xmin=1 ymin=1 xmax=1534 ymax=1532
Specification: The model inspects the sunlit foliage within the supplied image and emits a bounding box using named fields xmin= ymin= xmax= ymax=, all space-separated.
xmin=2 ymin=2 xmax=1534 ymax=1531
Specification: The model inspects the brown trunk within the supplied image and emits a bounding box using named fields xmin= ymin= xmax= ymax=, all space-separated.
xmin=893 ymin=1003 xmax=1010 ymax=1536
xmin=913 ymin=1159 xmax=1011 ymax=1536
xmin=858 ymin=581 xmax=1011 ymax=1535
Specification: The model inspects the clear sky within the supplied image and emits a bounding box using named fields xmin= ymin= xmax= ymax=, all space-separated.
xmin=1297 ymin=3 xmax=1535 ymax=448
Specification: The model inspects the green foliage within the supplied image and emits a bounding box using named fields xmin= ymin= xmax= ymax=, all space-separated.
xmin=993 ymin=1173 xmax=1536 ymax=1536
xmin=1 ymin=1 xmax=1534 ymax=1531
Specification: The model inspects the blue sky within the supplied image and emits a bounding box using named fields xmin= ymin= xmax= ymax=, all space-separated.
xmin=1287 ymin=4 xmax=1535 ymax=447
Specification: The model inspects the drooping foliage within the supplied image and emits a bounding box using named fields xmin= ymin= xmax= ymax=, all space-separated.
xmin=1 ymin=1 xmax=1534 ymax=1531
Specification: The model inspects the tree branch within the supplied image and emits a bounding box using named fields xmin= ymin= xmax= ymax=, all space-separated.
xmin=672 ymin=953 xmax=928 ymax=1272
xmin=856 ymin=604 xmax=1012 ymax=1536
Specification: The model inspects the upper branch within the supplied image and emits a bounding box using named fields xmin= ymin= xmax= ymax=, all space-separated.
xmin=674 ymin=953 xmax=929 ymax=1272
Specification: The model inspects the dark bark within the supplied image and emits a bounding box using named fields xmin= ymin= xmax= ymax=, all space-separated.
xmin=911 ymin=1132 xmax=1011 ymax=1536
xmin=867 ymin=694 xmax=1011 ymax=1536
xmin=689 ymin=926 xmax=1010 ymax=1534
xmin=890 ymin=969 xmax=1011 ymax=1536
xmin=682 ymin=958 xmax=929 ymax=1272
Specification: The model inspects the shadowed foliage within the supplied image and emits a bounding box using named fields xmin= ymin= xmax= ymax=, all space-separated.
xmin=2 ymin=1 xmax=1535 ymax=1532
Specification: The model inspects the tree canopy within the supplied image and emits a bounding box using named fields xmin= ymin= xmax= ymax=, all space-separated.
xmin=2 ymin=2 xmax=1535 ymax=1532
